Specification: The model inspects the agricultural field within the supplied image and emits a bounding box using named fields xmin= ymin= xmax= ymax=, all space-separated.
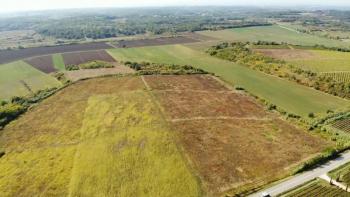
xmin=0 ymin=42 xmax=112 ymax=64
xmin=197 ymin=25 xmax=350 ymax=48
xmin=116 ymin=36 xmax=200 ymax=48
xmin=62 ymin=50 xmax=116 ymax=66
xmin=278 ymin=178 xmax=349 ymax=197
xmin=329 ymin=161 xmax=350 ymax=187
xmin=332 ymin=119 xmax=350 ymax=133
xmin=0 ymin=76 xmax=201 ymax=197
xmin=24 ymin=55 xmax=56 ymax=73
xmin=0 ymin=75 xmax=331 ymax=196
xmin=254 ymin=48 xmax=350 ymax=82
xmin=64 ymin=66 xmax=135 ymax=82
xmin=107 ymin=44 xmax=350 ymax=119
xmin=52 ymin=54 xmax=66 ymax=71
xmin=0 ymin=30 xmax=57 ymax=50
xmin=0 ymin=61 xmax=61 ymax=100
xmin=321 ymin=72 xmax=350 ymax=83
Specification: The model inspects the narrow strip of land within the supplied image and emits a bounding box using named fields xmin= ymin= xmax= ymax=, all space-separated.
xmin=169 ymin=116 xmax=272 ymax=122
xmin=249 ymin=151 xmax=350 ymax=197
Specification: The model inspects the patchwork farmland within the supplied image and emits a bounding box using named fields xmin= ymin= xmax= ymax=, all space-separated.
xmin=0 ymin=61 xmax=61 ymax=100
xmin=0 ymin=42 xmax=112 ymax=64
xmin=197 ymin=25 xmax=350 ymax=48
xmin=116 ymin=36 xmax=201 ymax=48
xmin=24 ymin=55 xmax=56 ymax=73
xmin=62 ymin=50 xmax=116 ymax=66
xmin=0 ymin=75 xmax=330 ymax=196
xmin=108 ymin=45 xmax=350 ymax=118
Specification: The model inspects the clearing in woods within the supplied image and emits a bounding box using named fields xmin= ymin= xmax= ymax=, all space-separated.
xmin=0 ymin=61 xmax=61 ymax=100
xmin=0 ymin=75 xmax=330 ymax=196
xmin=196 ymin=25 xmax=350 ymax=48
xmin=107 ymin=45 xmax=350 ymax=118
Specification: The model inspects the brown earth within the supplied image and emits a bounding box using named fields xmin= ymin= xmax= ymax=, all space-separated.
xmin=0 ymin=75 xmax=331 ymax=196
xmin=143 ymin=75 xmax=228 ymax=91
xmin=116 ymin=36 xmax=200 ymax=48
xmin=64 ymin=66 xmax=135 ymax=82
xmin=254 ymin=49 xmax=316 ymax=60
xmin=24 ymin=55 xmax=56 ymax=73
xmin=143 ymin=75 xmax=331 ymax=195
xmin=0 ymin=42 xmax=112 ymax=64
xmin=62 ymin=50 xmax=116 ymax=66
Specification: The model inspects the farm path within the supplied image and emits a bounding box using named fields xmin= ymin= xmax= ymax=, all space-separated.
xmin=249 ymin=150 xmax=350 ymax=197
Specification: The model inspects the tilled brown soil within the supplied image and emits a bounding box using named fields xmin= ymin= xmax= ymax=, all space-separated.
xmin=116 ymin=36 xmax=200 ymax=48
xmin=254 ymin=49 xmax=316 ymax=60
xmin=0 ymin=42 xmax=112 ymax=64
xmin=62 ymin=50 xmax=116 ymax=66
xmin=144 ymin=75 xmax=331 ymax=196
xmin=24 ymin=55 xmax=56 ymax=73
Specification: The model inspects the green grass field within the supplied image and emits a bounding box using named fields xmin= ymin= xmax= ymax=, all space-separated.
xmin=108 ymin=45 xmax=350 ymax=118
xmin=197 ymin=25 xmax=350 ymax=48
xmin=52 ymin=54 xmax=66 ymax=71
xmin=289 ymin=50 xmax=350 ymax=72
xmin=0 ymin=61 xmax=61 ymax=100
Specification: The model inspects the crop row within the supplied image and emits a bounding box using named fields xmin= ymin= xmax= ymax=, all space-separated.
xmin=332 ymin=119 xmax=350 ymax=133
xmin=322 ymin=72 xmax=350 ymax=83
xmin=285 ymin=182 xmax=349 ymax=197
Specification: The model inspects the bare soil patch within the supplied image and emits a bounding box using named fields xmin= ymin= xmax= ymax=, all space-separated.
xmin=24 ymin=55 xmax=56 ymax=73
xmin=116 ymin=36 xmax=200 ymax=48
xmin=64 ymin=66 xmax=135 ymax=82
xmin=254 ymin=49 xmax=316 ymax=60
xmin=172 ymin=119 xmax=329 ymax=194
xmin=62 ymin=50 xmax=116 ymax=66
xmin=144 ymin=75 xmax=228 ymax=91
xmin=154 ymin=91 xmax=268 ymax=120
xmin=144 ymin=74 xmax=331 ymax=195
xmin=0 ymin=42 xmax=112 ymax=64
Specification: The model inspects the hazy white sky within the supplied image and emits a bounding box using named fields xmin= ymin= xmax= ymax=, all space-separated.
xmin=2 ymin=0 xmax=350 ymax=13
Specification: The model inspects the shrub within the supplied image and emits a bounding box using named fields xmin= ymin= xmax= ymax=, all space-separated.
xmin=79 ymin=60 xmax=114 ymax=69
xmin=66 ymin=64 xmax=80 ymax=71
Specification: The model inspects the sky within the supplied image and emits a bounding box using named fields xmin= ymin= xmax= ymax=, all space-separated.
xmin=1 ymin=0 xmax=350 ymax=13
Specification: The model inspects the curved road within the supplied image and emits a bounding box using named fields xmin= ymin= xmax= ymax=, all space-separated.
xmin=249 ymin=151 xmax=350 ymax=197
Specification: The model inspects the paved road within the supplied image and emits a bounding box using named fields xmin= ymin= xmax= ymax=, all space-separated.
xmin=249 ymin=151 xmax=350 ymax=197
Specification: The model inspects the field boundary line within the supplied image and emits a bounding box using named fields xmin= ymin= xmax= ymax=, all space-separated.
xmin=278 ymin=25 xmax=300 ymax=34
xmin=106 ymin=42 xmax=118 ymax=48
xmin=153 ymin=89 xmax=234 ymax=94
xmin=168 ymin=116 xmax=272 ymax=122
xmin=141 ymin=75 xmax=152 ymax=90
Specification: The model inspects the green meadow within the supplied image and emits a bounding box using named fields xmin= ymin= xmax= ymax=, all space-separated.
xmin=52 ymin=54 xmax=66 ymax=71
xmin=108 ymin=45 xmax=350 ymax=118
xmin=0 ymin=61 xmax=61 ymax=100
xmin=197 ymin=25 xmax=350 ymax=48
xmin=288 ymin=50 xmax=350 ymax=73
